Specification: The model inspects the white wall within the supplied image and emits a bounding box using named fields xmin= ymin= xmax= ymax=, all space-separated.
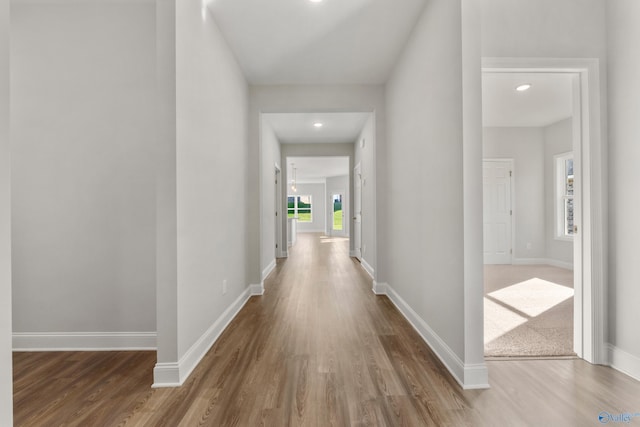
xmin=250 ymin=86 xmax=384 ymax=286
xmin=11 ymin=2 xmax=157 ymax=341
xmin=385 ymin=0 xmax=466 ymax=374
xmin=260 ymin=121 xmax=281 ymax=275
xmin=607 ymin=0 xmax=640 ymax=377
xmin=290 ymin=183 xmax=325 ymax=233
xmin=354 ymin=115 xmax=375 ymax=265
xmin=0 ymin=0 xmax=11 ymax=422
xmin=175 ymin=0 xmax=249 ymax=361
xmin=483 ymin=127 xmax=545 ymax=260
xmin=481 ymin=0 xmax=607 ymax=60
xmin=326 ymin=175 xmax=349 ymax=236
xmin=544 ymin=118 xmax=574 ymax=266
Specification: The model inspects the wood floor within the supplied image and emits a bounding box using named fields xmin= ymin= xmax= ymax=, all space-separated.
xmin=13 ymin=233 xmax=640 ymax=426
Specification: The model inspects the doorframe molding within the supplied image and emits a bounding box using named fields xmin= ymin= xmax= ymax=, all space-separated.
xmin=274 ymin=163 xmax=285 ymax=258
xmin=482 ymin=57 xmax=607 ymax=365
xmin=352 ymin=162 xmax=362 ymax=261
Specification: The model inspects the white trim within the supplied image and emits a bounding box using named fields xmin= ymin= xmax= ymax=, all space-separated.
xmin=13 ymin=332 xmax=156 ymax=351
xmin=546 ymin=259 xmax=574 ymax=271
xmin=251 ymin=283 xmax=265 ymax=296
xmin=361 ymin=259 xmax=374 ymax=279
xmin=608 ymin=344 xmax=640 ymax=382
xmin=512 ymin=257 xmax=574 ymax=270
xmin=349 ymin=250 xmax=359 ymax=257
xmin=384 ymin=283 xmax=489 ymax=389
xmin=153 ymin=285 xmax=253 ymax=387
xmin=262 ymin=259 xmax=276 ymax=282
xmin=372 ymin=281 xmax=387 ymax=295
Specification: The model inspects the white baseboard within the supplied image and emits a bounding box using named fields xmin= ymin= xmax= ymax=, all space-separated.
xmin=608 ymin=344 xmax=640 ymax=381
xmin=361 ymin=259 xmax=374 ymax=279
xmin=545 ymin=259 xmax=574 ymax=270
xmin=262 ymin=259 xmax=277 ymax=282
xmin=384 ymin=283 xmax=489 ymax=389
xmin=251 ymin=283 xmax=265 ymax=296
xmin=350 ymin=250 xmax=359 ymax=258
xmin=372 ymin=281 xmax=387 ymax=295
xmin=512 ymin=258 xmax=573 ymax=270
xmin=153 ymin=285 xmax=253 ymax=388
xmin=13 ymin=332 xmax=156 ymax=351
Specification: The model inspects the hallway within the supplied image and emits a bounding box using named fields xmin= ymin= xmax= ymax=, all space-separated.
xmin=13 ymin=233 xmax=640 ymax=425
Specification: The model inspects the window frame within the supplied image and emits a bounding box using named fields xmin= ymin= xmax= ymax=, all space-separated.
xmin=554 ymin=152 xmax=574 ymax=241
xmin=287 ymin=194 xmax=313 ymax=223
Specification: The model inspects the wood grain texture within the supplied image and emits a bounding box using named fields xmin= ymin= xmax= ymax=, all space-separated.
xmin=13 ymin=233 xmax=640 ymax=426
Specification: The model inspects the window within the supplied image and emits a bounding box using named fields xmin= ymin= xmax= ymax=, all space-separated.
xmin=555 ymin=152 xmax=574 ymax=239
xmin=287 ymin=195 xmax=312 ymax=222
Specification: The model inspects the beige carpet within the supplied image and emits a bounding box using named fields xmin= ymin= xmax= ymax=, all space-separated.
xmin=484 ymin=265 xmax=575 ymax=357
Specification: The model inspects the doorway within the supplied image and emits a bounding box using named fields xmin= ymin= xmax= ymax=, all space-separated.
xmin=481 ymin=58 xmax=606 ymax=364
xmin=330 ymin=193 xmax=345 ymax=236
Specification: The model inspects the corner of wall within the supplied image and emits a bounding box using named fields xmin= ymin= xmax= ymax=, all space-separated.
xmin=153 ymin=284 xmax=254 ymax=387
xmin=384 ymin=283 xmax=489 ymax=390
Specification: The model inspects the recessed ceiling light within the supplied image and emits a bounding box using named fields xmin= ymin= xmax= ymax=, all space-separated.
xmin=309 ymin=0 xmax=323 ymax=3
xmin=313 ymin=122 xmax=323 ymax=128
xmin=516 ymin=84 xmax=532 ymax=92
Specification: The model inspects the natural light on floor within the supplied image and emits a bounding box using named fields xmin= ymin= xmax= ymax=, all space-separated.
xmin=484 ymin=298 xmax=528 ymax=343
xmin=484 ymin=278 xmax=575 ymax=351
xmin=488 ymin=278 xmax=574 ymax=317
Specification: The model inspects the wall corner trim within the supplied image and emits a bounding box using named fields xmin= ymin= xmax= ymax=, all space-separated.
xmin=372 ymin=281 xmax=388 ymax=295
xmin=251 ymin=283 xmax=265 ymax=296
xmin=152 ymin=285 xmax=254 ymax=387
xmin=607 ymin=344 xmax=640 ymax=382
xmin=385 ymin=283 xmax=489 ymax=390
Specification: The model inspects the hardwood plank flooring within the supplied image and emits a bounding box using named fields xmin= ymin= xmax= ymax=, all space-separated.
xmin=13 ymin=233 xmax=640 ymax=426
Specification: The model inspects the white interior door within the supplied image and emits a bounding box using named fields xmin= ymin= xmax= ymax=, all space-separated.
xmin=483 ymin=159 xmax=513 ymax=264
xmin=353 ymin=164 xmax=362 ymax=260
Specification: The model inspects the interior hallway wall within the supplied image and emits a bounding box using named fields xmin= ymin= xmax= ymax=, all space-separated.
xmin=354 ymin=115 xmax=376 ymax=267
xmin=174 ymin=0 xmax=249 ymax=365
xmin=607 ymin=0 xmax=640 ymax=379
xmin=0 ymin=0 xmax=11 ymax=422
xmin=385 ymin=0 xmax=481 ymax=385
xmin=260 ymin=120 xmax=281 ymax=276
xmin=11 ymin=1 xmax=157 ymax=344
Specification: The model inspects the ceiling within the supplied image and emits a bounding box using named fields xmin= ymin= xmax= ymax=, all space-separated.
xmin=482 ymin=73 xmax=574 ymax=127
xmin=264 ymin=112 xmax=370 ymax=144
xmin=207 ymin=0 xmax=427 ymax=85
xmin=287 ymin=156 xmax=349 ymax=182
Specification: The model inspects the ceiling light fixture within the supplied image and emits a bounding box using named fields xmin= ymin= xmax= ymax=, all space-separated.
xmin=313 ymin=122 xmax=323 ymax=128
xmin=309 ymin=0 xmax=323 ymax=3
xmin=290 ymin=163 xmax=297 ymax=192
xmin=516 ymin=83 xmax=532 ymax=92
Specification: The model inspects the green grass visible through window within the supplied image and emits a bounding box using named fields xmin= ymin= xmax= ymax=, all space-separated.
xmin=333 ymin=210 xmax=343 ymax=230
